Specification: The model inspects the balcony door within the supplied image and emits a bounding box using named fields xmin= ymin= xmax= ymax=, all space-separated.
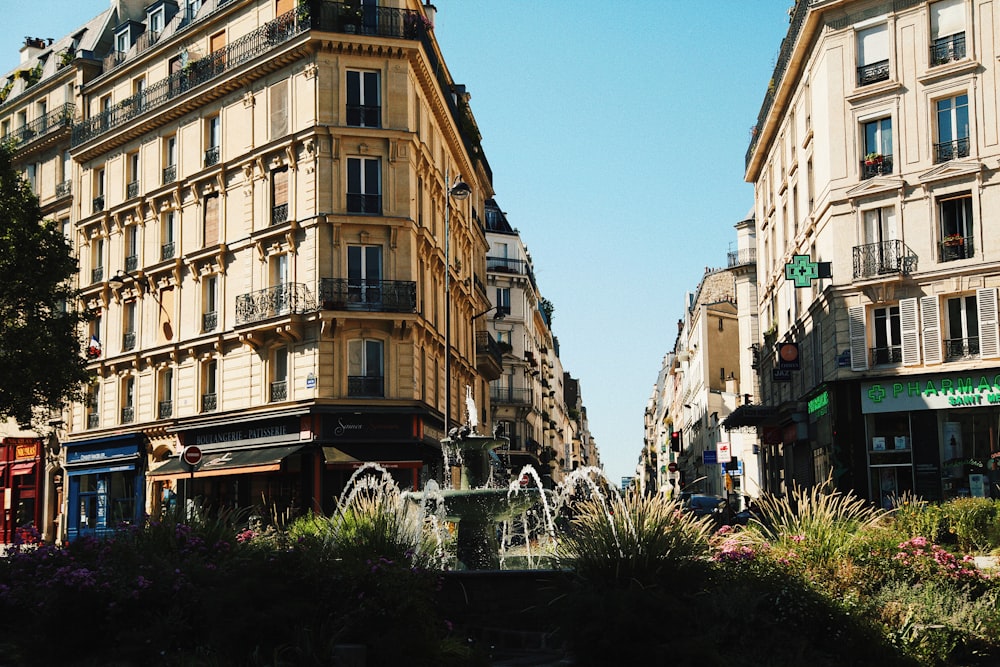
xmin=347 ymin=245 xmax=382 ymax=308
xmin=271 ymin=253 xmax=289 ymax=315
xmin=863 ymin=206 xmax=897 ymax=273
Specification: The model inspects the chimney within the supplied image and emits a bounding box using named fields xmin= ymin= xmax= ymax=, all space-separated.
xmin=19 ymin=37 xmax=49 ymax=65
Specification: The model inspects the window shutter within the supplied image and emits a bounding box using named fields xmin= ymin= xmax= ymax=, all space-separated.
xmin=920 ymin=295 xmax=943 ymax=364
xmin=931 ymin=0 xmax=964 ymax=38
xmin=204 ymin=193 xmax=219 ymax=246
xmin=849 ymin=305 xmax=868 ymax=371
xmin=900 ymin=297 xmax=920 ymax=365
xmin=857 ymin=24 xmax=888 ymax=66
xmin=270 ymin=80 xmax=288 ymax=138
xmin=272 ymin=169 xmax=288 ymax=207
xmin=977 ymin=287 xmax=1000 ymax=358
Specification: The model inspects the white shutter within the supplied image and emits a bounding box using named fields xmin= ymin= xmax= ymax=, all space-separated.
xmin=347 ymin=339 xmax=363 ymax=377
xmin=900 ymin=298 xmax=920 ymax=366
xmin=849 ymin=305 xmax=869 ymax=371
xmin=931 ymin=0 xmax=964 ymax=39
xmin=921 ymin=295 xmax=943 ymax=365
xmin=857 ymin=24 xmax=889 ymax=66
xmin=977 ymin=287 xmax=1000 ymax=359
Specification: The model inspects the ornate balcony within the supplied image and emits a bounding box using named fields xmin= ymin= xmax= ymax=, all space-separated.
xmin=55 ymin=180 xmax=71 ymax=197
xmin=204 ymin=145 xmax=220 ymax=167
xmin=930 ymin=32 xmax=966 ymax=66
xmin=939 ymin=235 xmax=974 ymax=262
xmin=0 ymin=103 xmax=74 ymax=152
xmin=122 ymin=332 xmax=136 ymax=351
xmin=161 ymin=242 xmax=175 ymax=261
xmin=853 ymin=239 xmax=917 ymax=279
xmin=348 ymin=375 xmax=383 ymax=397
xmin=87 ymin=413 xmax=100 ymax=429
xmin=235 ymin=283 xmax=316 ymax=325
xmin=870 ymin=345 xmax=902 ymax=366
xmin=202 ymin=311 xmax=218 ymax=332
xmin=487 ymin=256 xmax=528 ymax=274
xmin=126 ymin=180 xmax=139 ymax=199
xmin=121 ymin=406 xmax=134 ymax=424
xmin=318 ymin=278 xmax=417 ymax=312
xmin=271 ymin=203 xmax=288 ymax=225
xmin=860 ymin=155 xmax=893 ymax=179
xmin=92 ymin=196 xmax=105 ymax=213
xmin=934 ymin=137 xmax=970 ymax=163
xmin=491 ymin=386 xmax=532 ymax=406
xmin=201 ymin=393 xmax=218 ymax=412
xmin=125 ymin=254 xmax=138 ymax=272
xmin=727 ymin=247 xmax=756 ymax=269
xmin=476 ymin=330 xmax=503 ymax=382
xmin=857 ymin=59 xmax=889 ymax=86
xmin=162 ymin=165 xmax=177 ymax=184
xmin=158 ymin=400 xmax=173 ymax=419
xmin=270 ymin=380 xmax=288 ymax=402
xmin=91 ymin=267 xmax=104 ymax=284
xmin=945 ymin=337 xmax=979 ymax=360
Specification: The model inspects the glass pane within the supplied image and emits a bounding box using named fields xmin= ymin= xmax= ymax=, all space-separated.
xmin=348 ymin=339 xmax=363 ymax=375
xmin=346 ymin=71 xmax=360 ymax=107
xmin=365 ymin=340 xmax=382 ymax=376
xmin=365 ymin=246 xmax=381 ymax=280
xmin=347 ymin=159 xmax=361 ymax=194
xmin=363 ymin=72 xmax=379 ymax=105
xmin=364 ymin=158 xmax=380 ymax=195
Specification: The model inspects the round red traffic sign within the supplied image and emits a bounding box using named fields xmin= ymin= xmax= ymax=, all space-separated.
xmin=182 ymin=445 xmax=203 ymax=467
xmin=668 ymin=462 xmax=678 ymax=473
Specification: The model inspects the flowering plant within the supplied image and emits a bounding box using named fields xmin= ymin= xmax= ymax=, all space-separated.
xmin=864 ymin=152 xmax=883 ymax=165
xmin=942 ymin=233 xmax=964 ymax=245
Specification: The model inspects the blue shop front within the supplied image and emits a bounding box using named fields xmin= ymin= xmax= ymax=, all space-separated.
xmin=64 ymin=434 xmax=146 ymax=541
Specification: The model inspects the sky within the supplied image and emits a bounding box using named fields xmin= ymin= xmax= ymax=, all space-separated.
xmin=1 ymin=0 xmax=793 ymax=484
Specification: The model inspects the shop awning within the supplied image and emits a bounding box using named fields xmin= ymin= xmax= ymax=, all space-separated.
xmin=322 ymin=446 xmax=422 ymax=469
xmin=722 ymin=404 xmax=779 ymax=430
xmin=148 ymin=445 xmax=304 ymax=479
xmin=10 ymin=462 xmax=36 ymax=476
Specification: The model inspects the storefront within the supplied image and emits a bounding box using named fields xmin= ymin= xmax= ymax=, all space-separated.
xmin=64 ymin=434 xmax=146 ymax=541
xmin=1 ymin=437 xmax=44 ymax=543
xmin=860 ymin=372 xmax=1000 ymax=504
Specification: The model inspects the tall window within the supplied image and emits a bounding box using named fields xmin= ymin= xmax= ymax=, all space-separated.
xmin=127 ymin=151 xmax=140 ymax=199
xmin=203 ymin=193 xmax=219 ymax=247
xmin=271 ymin=253 xmax=290 ymax=314
xmin=93 ymin=168 xmax=105 ymax=213
xmin=930 ymin=0 xmax=966 ymax=65
xmin=938 ymin=194 xmax=973 ymax=261
xmin=859 ymin=207 xmax=898 ymax=277
xmin=348 ymin=339 xmax=384 ymax=397
xmin=346 ymin=70 xmax=381 ymax=127
xmin=872 ymin=305 xmax=901 ymax=365
xmin=163 ymin=135 xmax=177 ymax=183
xmin=91 ymin=238 xmax=104 ymax=283
xmin=87 ymin=384 xmax=100 ymax=429
xmin=204 ymin=115 xmax=220 ymax=166
xmin=158 ymin=367 xmax=173 ymax=419
xmin=935 ymin=93 xmax=969 ymax=162
xmin=946 ymin=294 xmax=979 ymax=359
xmin=161 ymin=210 xmax=176 ymax=260
xmin=346 ymin=157 xmax=381 ymax=214
xmin=148 ymin=5 xmax=165 ymax=35
xmin=347 ymin=245 xmax=382 ymax=306
xmin=201 ymin=359 xmax=218 ymax=412
xmin=270 ymin=347 xmax=288 ymax=402
xmin=862 ymin=117 xmax=892 ymax=177
xmin=496 ymin=287 xmax=511 ymax=316
xmin=203 ymin=275 xmax=218 ymax=332
xmin=123 ymin=300 xmax=136 ymax=351
xmin=125 ymin=224 xmax=139 ymax=272
xmin=120 ymin=376 xmax=135 ymax=424
xmin=115 ymin=27 xmax=130 ymax=54
xmin=856 ymin=24 xmax=889 ymax=86
xmin=271 ymin=168 xmax=288 ymax=224
xmin=270 ymin=80 xmax=288 ymax=139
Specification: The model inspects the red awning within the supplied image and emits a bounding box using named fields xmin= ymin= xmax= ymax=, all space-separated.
xmin=10 ymin=462 xmax=36 ymax=476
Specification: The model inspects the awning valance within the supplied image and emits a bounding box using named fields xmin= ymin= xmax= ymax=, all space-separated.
xmin=722 ymin=404 xmax=779 ymax=430
xmin=148 ymin=445 xmax=304 ymax=479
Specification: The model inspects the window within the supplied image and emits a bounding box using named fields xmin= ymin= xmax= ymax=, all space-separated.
xmin=203 ymin=275 xmax=218 ymax=332
xmin=88 ymin=310 xmax=103 ymax=360
xmin=862 ymin=117 xmax=892 ymax=177
xmin=158 ymin=367 xmax=173 ymax=419
xmin=87 ymin=384 xmax=100 ymax=429
xmin=270 ymin=347 xmax=288 ymax=402
xmin=946 ymin=295 xmax=979 ymax=359
xmin=115 ymin=27 xmax=130 ymax=54
xmin=930 ymin=0 xmax=966 ymax=65
xmin=271 ymin=253 xmax=290 ymax=314
xmin=348 ymin=339 xmax=384 ymax=397
xmin=161 ymin=210 xmax=176 ymax=260
xmin=127 ymin=151 xmax=140 ymax=198
xmin=271 ymin=168 xmax=288 ymax=224
xmin=858 ymin=207 xmax=898 ymax=277
xmin=872 ymin=305 xmax=902 ymax=364
xmin=496 ymin=287 xmax=511 ymax=316
xmin=346 ymin=70 xmax=381 ymax=127
xmin=93 ymin=168 xmax=105 ymax=213
xmin=204 ymin=115 xmax=220 ymax=167
xmin=91 ymin=238 xmax=104 ymax=283
xmin=121 ymin=376 xmax=135 ymax=424
xmin=203 ymin=192 xmax=219 ymax=247
xmin=163 ymin=135 xmax=177 ymax=183
xmin=857 ymin=23 xmax=890 ymax=85
xmin=347 ymin=245 xmax=382 ymax=307
xmin=938 ymin=194 xmax=973 ymax=261
xmin=276 ymin=0 xmax=295 ymax=15
xmin=201 ymin=359 xmax=218 ymax=412
xmin=270 ymin=80 xmax=288 ymax=139
xmin=346 ymin=157 xmax=381 ymax=214
xmin=148 ymin=6 xmax=165 ymax=35
xmin=123 ymin=300 xmax=137 ymax=352
xmin=60 ymin=150 xmax=72 ymax=194
xmin=935 ymin=94 xmax=969 ymax=162
xmin=25 ymin=164 xmax=36 ymax=193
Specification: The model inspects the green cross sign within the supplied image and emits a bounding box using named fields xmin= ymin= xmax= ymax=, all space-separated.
xmin=785 ymin=255 xmax=819 ymax=288
xmin=868 ymin=384 xmax=886 ymax=403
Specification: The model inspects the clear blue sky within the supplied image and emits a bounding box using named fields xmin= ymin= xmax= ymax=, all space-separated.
xmin=3 ymin=1 xmax=792 ymax=484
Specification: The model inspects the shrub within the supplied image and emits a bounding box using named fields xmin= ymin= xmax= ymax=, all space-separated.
xmin=890 ymin=493 xmax=947 ymax=544
xmin=940 ymin=497 xmax=1000 ymax=554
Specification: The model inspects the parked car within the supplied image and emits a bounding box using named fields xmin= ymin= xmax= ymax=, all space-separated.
xmin=681 ymin=494 xmax=727 ymax=522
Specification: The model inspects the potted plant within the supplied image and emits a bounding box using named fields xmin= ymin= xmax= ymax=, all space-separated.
xmin=943 ymin=233 xmax=964 ymax=247
xmin=864 ymin=152 xmax=883 ymax=165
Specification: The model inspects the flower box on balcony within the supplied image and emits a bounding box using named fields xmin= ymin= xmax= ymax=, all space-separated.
xmin=864 ymin=152 xmax=883 ymax=166
xmin=943 ymin=234 xmax=964 ymax=247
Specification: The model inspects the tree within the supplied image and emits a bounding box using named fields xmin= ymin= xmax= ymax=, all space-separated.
xmin=0 ymin=143 xmax=89 ymax=427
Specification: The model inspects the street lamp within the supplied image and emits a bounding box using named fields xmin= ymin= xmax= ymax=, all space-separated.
xmin=108 ymin=269 xmax=152 ymax=293
xmin=444 ymin=169 xmax=470 ymax=436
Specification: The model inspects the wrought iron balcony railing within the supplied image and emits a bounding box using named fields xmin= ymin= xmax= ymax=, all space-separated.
xmin=162 ymin=164 xmax=177 ymax=184
xmin=348 ymin=375 xmax=383 ymax=397
xmin=0 ymin=103 xmax=74 ymax=150
xmin=235 ymin=282 xmax=316 ymax=325
xmin=201 ymin=393 xmax=218 ymax=412
xmin=271 ymin=203 xmax=288 ymax=225
xmin=939 ymin=235 xmax=974 ymax=262
xmin=270 ymin=380 xmax=288 ymax=402
xmin=92 ymin=196 xmax=105 ymax=213
xmin=87 ymin=413 xmax=100 ymax=429
xmin=860 ymin=155 xmax=893 ymax=179
xmin=476 ymin=330 xmax=503 ymax=368
xmin=161 ymin=242 xmax=175 ymax=261
xmin=346 ymin=104 xmax=381 ymax=127
xmin=127 ymin=180 xmax=139 ymax=199
xmin=727 ymin=247 xmax=756 ymax=268
xmin=55 ymin=180 xmax=71 ymax=197
xmin=92 ymin=266 xmax=104 ymax=284
xmin=318 ymin=278 xmax=417 ymax=312
xmin=73 ymin=9 xmax=310 ymax=146
xmin=125 ymin=254 xmax=138 ymax=272
xmin=487 ymin=256 xmax=528 ymax=274
xmin=204 ymin=145 xmax=220 ymax=167
xmin=121 ymin=406 xmax=134 ymax=424
xmin=346 ymin=193 xmax=382 ymax=215
xmin=852 ymin=239 xmax=917 ymax=279
xmin=857 ymin=59 xmax=889 ymax=86
xmin=934 ymin=137 xmax=970 ymax=163
xmin=930 ymin=32 xmax=966 ymax=66
xmin=202 ymin=311 xmax=218 ymax=332
xmin=311 ymin=1 xmax=430 ymax=39
xmin=158 ymin=400 xmax=173 ymax=419
xmin=490 ymin=386 xmax=532 ymax=405
xmin=945 ymin=336 xmax=979 ymax=360
xmin=870 ymin=345 xmax=902 ymax=366
xmin=122 ymin=332 xmax=136 ymax=351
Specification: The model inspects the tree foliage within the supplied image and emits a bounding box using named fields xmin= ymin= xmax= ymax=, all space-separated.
xmin=0 ymin=143 xmax=89 ymax=427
